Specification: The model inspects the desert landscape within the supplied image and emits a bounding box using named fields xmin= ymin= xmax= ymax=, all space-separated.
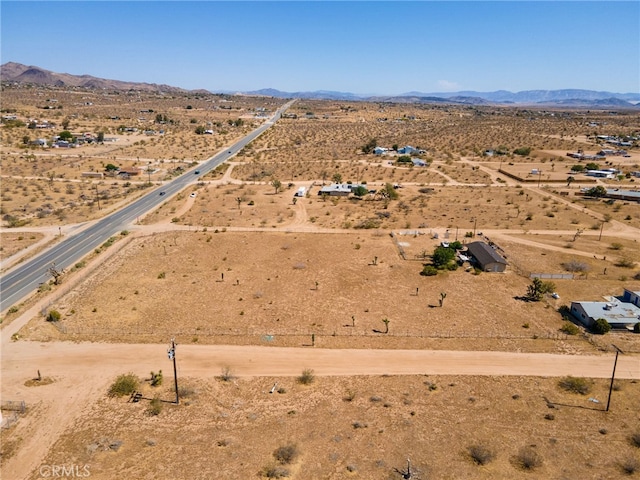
xmin=2 ymin=83 xmax=640 ymax=479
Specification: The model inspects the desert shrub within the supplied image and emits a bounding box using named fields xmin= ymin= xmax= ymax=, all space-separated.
xmin=273 ymin=443 xmax=299 ymax=465
xmin=297 ymin=369 xmax=315 ymax=385
xmin=8 ymin=305 xmax=19 ymax=314
xmin=178 ymin=385 xmax=196 ymax=398
xmin=47 ymin=309 xmax=61 ymax=322
xmin=261 ymin=465 xmax=290 ymax=478
xmin=513 ymin=147 xmax=532 ymax=156
xmin=558 ymin=376 xmax=591 ymax=395
xmin=615 ymin=258 xmax=636 ymax=268
xmin=421 ymin=265 xmax=438 ymax=276
xmin=108 ymin=373 xmax=140 ymax=397
xmin=468 ymin=444 xmax=495 ymax=465
xmin=620 ymin=457 xmax=640 ymax=475
xmin=560 ymin=322 xmax=580 ymax=335
xmin=631 ymin=432 xmax=640 ymax=448
xmin=514 ymin=446 xmax=543 ymax=470
xmin=592 ymin=318 xmax=611 ymax=335
xmin=610 ymin=242 xmax=623 ymax=251
xmin=219 ymin=366 xmax=235 ymax=382
xmin=147 ymin=397 xmax=163 ymax=416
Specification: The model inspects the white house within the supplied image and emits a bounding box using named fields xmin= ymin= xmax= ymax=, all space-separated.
xmin=570 ymin=288 xmax=640 ymax=330
xmin=373 ymin=147 xmax=388 ymax=155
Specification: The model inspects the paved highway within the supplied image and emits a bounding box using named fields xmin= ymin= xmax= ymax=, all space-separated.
xmin=0 ymin=100 xmax=295 ymax=312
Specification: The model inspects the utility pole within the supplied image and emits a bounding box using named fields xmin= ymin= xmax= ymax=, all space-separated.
xmin=94 ymin=184 xmax=101 ymax=210
xmin=606 ymin=344 xmax=623 ymax=412
xmin=598 ymin=221 xmax=604 ymax=241
xmin=167 ymin=338 xmax=179 ymax=404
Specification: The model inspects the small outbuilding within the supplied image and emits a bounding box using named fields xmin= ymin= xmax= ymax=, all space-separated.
xmin=465 ymin=241 xmax=507 ymax=272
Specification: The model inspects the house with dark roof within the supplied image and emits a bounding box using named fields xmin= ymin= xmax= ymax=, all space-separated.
xmin=465 ymin=241 xmax=507 ymax=272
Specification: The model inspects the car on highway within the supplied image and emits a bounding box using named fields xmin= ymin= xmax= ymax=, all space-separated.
xmin=195 ymin=170 xmax=200 ymax=174
xmin=159 ymin=191 xmax=166 ymax=196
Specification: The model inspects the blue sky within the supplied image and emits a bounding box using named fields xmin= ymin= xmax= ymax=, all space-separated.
xmin=2 ymin=1 xmax=638 ymax=94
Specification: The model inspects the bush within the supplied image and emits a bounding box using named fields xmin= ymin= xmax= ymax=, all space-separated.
xmin=592 ymin=318 xmax=611 ymax=335
xmin=147 ymin=397 xmax=163 ymax=416
xmin=620 ymin=457 xmax=640 ymax=475
xmin=219 ymin=366 xmax=235 ymax=382
xmin=514 ymin=446 xmax=543 ymax=470
xmin=558 ymin=376 xmax=591 ymax=395
xmin=560 ymin=322 xmax=580 ymax=335
xmin=513 ymin=147 xmax=532 ymax=156
xmin=468 ymin=444 xmax=495 ymax=465
xmin=108 ymin=373 xmax=140 ymax=397
xmin=261 ymin=465 xmax=290 ymax=478
xmin=421 ymin=265 xmax=438 ymax=276
xmin=616 ymin=258 xmax=636 ymax=268
xmin=297 ymin=369 xmax=315 ymax=385
xmin=47 ymin=309 xmax=61 ymax=322
xmin=562 ymin=260 xmax=589 ymax=273
xmin=631 ymin=432 xmax=640 ymax=448
xmin=273 ymin=443 xmax=299 ymax=465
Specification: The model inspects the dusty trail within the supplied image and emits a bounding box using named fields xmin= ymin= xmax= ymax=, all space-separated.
xmin=4 ymin=342 xmax=639 ymax=384
xmin=2 ymin=340 xmax=639 ymax=480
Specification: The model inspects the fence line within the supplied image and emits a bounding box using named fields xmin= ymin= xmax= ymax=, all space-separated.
xmin=1 ymin=400 xmax=26 ymax=414
xmin=531 ymin=273 xmax=574 ymax=280
xmin=1 ymin=412 xmax=20 ymax=430
xmin=58 ymin=325 xmax=576 ymax=342
xmin=389 ymin=232 xmax=407 ymax=260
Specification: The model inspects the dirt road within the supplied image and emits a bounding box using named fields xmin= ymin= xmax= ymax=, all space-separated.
xmin=5 ymin=341 xmax=639 ymax=388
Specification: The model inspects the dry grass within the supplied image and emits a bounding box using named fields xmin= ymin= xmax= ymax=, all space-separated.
xmin=2 ymin=86 xmax=640 ymax=480
xmin=24 ymin=374 xmax=640 ymax=479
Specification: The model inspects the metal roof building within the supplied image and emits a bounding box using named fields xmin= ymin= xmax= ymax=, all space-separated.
xmin=466 ymin=241 xmax=508 ymax=272
xmin=571 ymin=300 xmax=640 ymax=330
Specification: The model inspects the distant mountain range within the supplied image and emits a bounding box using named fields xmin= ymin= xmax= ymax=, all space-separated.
xmin=0 ymin=62 xmax=198 ymax=94
xmin=2 ymin=62 xmax=638 ymax=107
xmin=244 ymin=88 xmax=640 ymax=107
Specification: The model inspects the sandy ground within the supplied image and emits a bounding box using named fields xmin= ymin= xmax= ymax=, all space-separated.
xmin=1 ymin=341 xmax=639 ymax=480
xmin=2 ymin=90 xmax=639 ymax=479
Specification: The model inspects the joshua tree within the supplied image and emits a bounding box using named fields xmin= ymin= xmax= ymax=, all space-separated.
xmin=271 ymin=178 xmax=282 ymax=194
xmin=439 ymin=292 xmax=447 ymax=307
xmin=382 ymin=318 xmax=390 ymax=334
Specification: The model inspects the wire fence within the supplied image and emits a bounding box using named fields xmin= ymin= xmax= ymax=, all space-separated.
xmin=1 ymin=400 xmax=26 ymax=413
xmin=1 ymin=412 xmax=20 ymax=430
xmin=1 ymin=400 xmax=26 ymax=429
xmin=57 ymin=325 xmax=576 ymax=342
